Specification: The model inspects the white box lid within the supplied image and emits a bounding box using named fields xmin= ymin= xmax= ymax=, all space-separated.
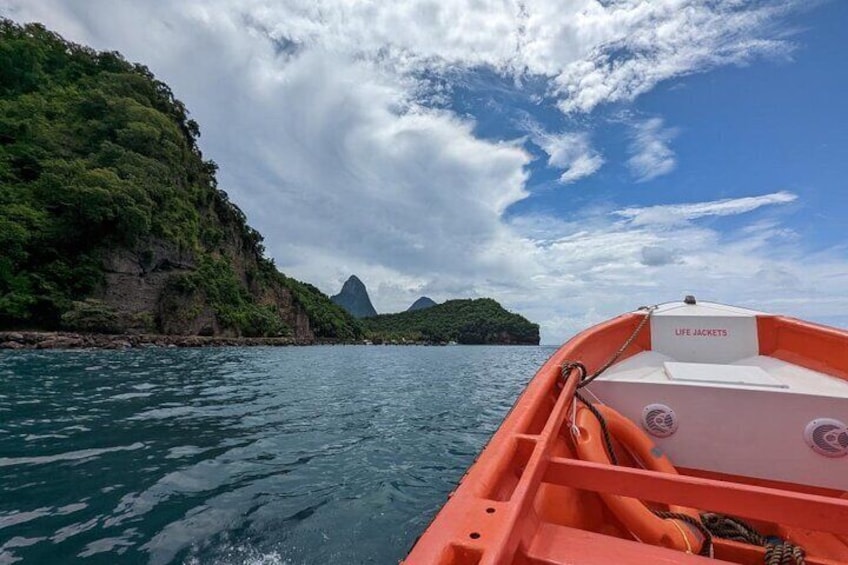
xmin=664 ymin=361 xmax=788 ymax=389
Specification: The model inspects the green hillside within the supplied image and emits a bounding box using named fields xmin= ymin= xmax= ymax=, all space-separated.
xmin=362 ymin=298 xmax=539 ymax=345
xmin=0 ymin=20 xmax=361 ymax=339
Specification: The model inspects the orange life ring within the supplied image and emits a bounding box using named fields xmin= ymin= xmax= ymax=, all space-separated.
xmin=573 ymin=402 xmax=706 ymax=554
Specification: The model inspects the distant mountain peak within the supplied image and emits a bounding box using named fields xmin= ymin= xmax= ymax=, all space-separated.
xmin=407 ymin=297 xmax=437 ymax=312
xmin=331 ymin=275 xmax=378 ymax=318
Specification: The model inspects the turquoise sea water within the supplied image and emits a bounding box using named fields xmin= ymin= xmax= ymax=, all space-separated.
xmin=0 ymin=345 xmax=554 ymax=564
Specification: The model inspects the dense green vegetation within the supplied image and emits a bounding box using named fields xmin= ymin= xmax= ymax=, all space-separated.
xmin=0 ymin=20 xmax=361 ymax=339
xmin=257 ymin=261 xmax=363 ymax=340
xmin=1 ymin=19 xmax=216 ymax=326
xmin=165 ymin=257 xmax=290 ymax=337
xmin=361 ymin=298 xmax=539 ymax=345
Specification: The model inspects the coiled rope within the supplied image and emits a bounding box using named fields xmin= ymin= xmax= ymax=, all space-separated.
xmin=700 ymin=513 xmax=806 ymax=565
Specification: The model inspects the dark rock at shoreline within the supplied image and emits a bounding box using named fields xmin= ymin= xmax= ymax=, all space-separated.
xmin=0 ymin=331 xmax=312 ymax=350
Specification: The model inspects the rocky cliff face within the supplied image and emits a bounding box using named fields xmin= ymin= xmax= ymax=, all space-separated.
xmin=330 ymin=275 xmax=378 ymax=318
xmin=99 ymin=240 xmax=197 ymax=332
xmin=97 ymin=237 xmax=316 ymax=341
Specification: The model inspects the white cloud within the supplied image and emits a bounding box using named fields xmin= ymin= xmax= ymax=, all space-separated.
xmin=3 ymin=1 xmax=797 ymax=114
xmin=614 ymin=191 xmax=798 ymax=226
xmin=506 ymin=192 xmax=845 ymax=341
xmin=628 ymin=117 xmax=679 ymax=182
xmin=214 ymin=49 xmax=534 ymax=289
xmin=534 ymin=131 xmax=604 ymax=184
xmin=549 ymin=1 xmax=796 ymax=113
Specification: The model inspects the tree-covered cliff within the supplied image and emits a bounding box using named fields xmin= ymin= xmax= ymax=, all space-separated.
xmin=361 ymin=298 xmax=540 ymax=345
xmin=0 ymin=20 xmax=361 ymax=340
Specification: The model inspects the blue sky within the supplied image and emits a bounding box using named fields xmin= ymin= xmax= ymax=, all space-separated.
xmin=2 ymin=0 xmax=846 ymax=343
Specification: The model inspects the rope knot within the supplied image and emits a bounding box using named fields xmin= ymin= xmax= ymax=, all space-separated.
xmin=559 ymin=361 xmax=587 ymax=387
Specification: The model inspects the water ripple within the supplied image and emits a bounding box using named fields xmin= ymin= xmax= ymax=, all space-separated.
xmin=0 ymin=345 xmax=553 ymax=564
xmin=0 ymin=443 xmax=145 ymax=467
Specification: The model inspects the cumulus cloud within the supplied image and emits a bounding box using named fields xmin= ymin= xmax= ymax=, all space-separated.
xmin=3 ymin=0 xmax=798 ymax=113
xmin=534 ymin=131 xmax=604 ymax=184
xmin=628 ymin=117 xmax=679 ymax=182
xmin=215 ymin=49 xmax=534 ymax=293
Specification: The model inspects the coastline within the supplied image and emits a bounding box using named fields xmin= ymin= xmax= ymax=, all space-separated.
xmin=0 ymin=331 xmax=315 ymax=350
xmin=0 ymin=331 xmax=539 ymax=349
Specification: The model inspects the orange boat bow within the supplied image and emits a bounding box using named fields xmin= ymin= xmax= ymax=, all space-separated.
xmin=403 ymin=309 xmax=848 ymax=565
